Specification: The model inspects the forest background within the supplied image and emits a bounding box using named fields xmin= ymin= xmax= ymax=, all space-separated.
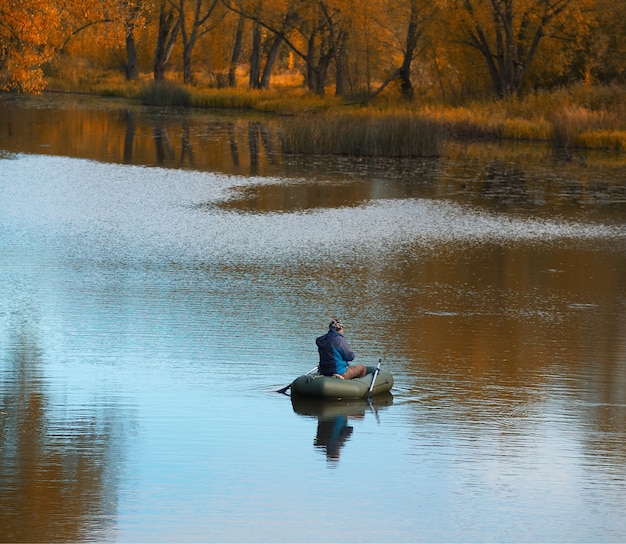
xmin=1 ymin=0 xmax=625 ymax=153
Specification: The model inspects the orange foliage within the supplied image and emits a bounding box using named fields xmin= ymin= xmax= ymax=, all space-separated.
xmin=0 ymin=0 xmax=58 ymax=92
xmin=0 ymin=0 xmax=126 ymax=93
xmin=0 ymin=0 xmax=624 ymax=96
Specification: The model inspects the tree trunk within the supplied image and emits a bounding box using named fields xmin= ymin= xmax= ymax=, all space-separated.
xmin=334 ymin=31 xmax=349 ymax=96
xmin=182 ymin=45 xmax=193 ymax=84
xmin=399 ymin=0 xmax=420 ymax=100
xmin=316 ymin=54 xmax=331 ymax=95
xmin=153 ymin=0 xmax=179 ymax=81
xmin=125 ymin=29 xmax=139 ymax=81
xmin=249 ymin=22 xmax=262 ymax=89
xmin=305 ymin=32 xmax=317 ymax=93
xmin=260 ymin=33 xmax=284 ymax=89
xmin=306 ymin=30 xmax=332 ymax=95
xmin=228 ymin=14 xmax=245 ymax=87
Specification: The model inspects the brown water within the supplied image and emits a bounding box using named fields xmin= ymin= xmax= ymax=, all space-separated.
xmin=1 ymin=94 xmax=625 ymax=542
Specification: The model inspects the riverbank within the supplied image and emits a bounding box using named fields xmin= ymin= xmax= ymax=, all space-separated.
xmin=44 ymin=71 xmax=626 ymax=156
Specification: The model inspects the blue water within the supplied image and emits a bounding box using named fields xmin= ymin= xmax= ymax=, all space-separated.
xmin=1 ymin=151 xmax=626 ymax=542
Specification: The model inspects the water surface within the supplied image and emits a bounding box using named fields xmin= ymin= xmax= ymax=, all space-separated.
xmin=1 ymin=95 xmax=625 ymax=542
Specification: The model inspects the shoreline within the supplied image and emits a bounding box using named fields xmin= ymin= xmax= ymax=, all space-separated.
xmin=4 ymin=83 xmax=626 ymax=154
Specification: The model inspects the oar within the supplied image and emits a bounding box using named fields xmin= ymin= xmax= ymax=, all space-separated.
xmin=276 ymin=365 xmax=318 ymax=394
xmin=366 ymin=358 xmax=382 ymax=401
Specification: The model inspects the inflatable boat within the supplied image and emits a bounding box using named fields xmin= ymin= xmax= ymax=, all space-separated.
xmin=289 ymin=364 xmax=393 ymax=399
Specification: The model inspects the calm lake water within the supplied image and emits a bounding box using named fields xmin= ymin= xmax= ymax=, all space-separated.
xmin=1 ymin=94 xmax=626 ymax=543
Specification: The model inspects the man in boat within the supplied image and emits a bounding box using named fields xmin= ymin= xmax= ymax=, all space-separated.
xmin=316 ymin=319 xmax=367 ymax=380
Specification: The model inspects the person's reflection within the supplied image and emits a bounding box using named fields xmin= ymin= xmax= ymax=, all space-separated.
xmin=292 ymin=395 xmax=392 ymax=463
xmin=314 ymin=414 xmax=356 ymax=460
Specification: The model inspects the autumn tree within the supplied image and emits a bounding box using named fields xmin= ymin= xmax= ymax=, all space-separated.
xmin=372 ymin=0 xmax=432 ymax=100
xmin=339 ymin=0 xmax=432 ymax=101
xmin=153 ymin=0 xmax=180 ymax=80
xmin=0 ymin=0 xmax=128 ymax=92
xmin=300 ymin=1 xmax=339 ymax=95
xmin=2 ymin=0 xmax=623 ymax=96
xmin=317 ymin=0 xmax=366 ymax=96
xmin=227 ymin=0 xmax=359 ymax=95
xmin=572 ymin=0 xmax=626 ymax=84
xmin=121 ymin=0 xmax=148 ymax=80
xmin=347 ymin=0 xmax=383 ymax=93
xmin=397 ymin=0 xmax=421 ymax=99
xmin=0 ymin=0 xmax=58 ymax=92
xmin=56 ymin=1 xmax=127 ymax=56
xmin=168 ymin=0 xmax=226 ymax=84
xmin=224 ymin=0 xmax=299 ymax=90
xmin=248 ymin=2 xmax=298 ymax=89
xmin=443 ymin=0 xmax=594 ymax=97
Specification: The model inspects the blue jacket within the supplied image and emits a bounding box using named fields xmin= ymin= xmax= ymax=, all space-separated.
xmin=316 ymin=328 xmax=355 ymax=376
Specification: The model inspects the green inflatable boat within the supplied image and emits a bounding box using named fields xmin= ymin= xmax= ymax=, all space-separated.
xmin=290 ymin=364 xmax=394 ymax=399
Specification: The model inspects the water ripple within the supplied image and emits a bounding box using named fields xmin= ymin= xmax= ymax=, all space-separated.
xmin=1 ymin=155 xmax=623 ymax=267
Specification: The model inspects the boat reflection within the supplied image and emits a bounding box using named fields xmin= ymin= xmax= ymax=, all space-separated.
xmin=291 ymin=394 xmax=393 ymax=463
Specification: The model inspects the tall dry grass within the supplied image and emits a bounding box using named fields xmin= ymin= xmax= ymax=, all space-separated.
xmin=501 ymin=85 xmax=626 ymax=150
xmin=280 ymin=111 xmax=445 ymax=157
xmin=188 ymin=86 xmax=337 ymax=114
xmin=45 ymin=63 xmax=143 ymax=98
xmin=420 ymin=105 xmax=504 ymax=139
xmin=141 ymin=81 xmax=192 ymax=106
xmin=548 ymin=106 xmax=626 ymax=150
xmin=413 ymin=85 xmax=626 ymax=150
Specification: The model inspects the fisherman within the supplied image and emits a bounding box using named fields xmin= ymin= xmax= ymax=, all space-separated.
xmin=316 ymin=319 xmax=366 ymax=379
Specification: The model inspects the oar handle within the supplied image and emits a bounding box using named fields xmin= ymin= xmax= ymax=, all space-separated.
xmin=367 ymin=358 xmax=382 ymax=400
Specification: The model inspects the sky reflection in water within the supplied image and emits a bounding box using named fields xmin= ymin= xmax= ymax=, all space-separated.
xmin=1 ymin=148 xmax=625 ymax=542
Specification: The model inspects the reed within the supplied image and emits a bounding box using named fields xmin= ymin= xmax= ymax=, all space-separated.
xmin=421 ymin=105 xmax=504 ymax=139
xmin=498 ymin=85 xmax=626 ymax=147
xmin=188 ymin=88 xmax=257 ymax=110
xmin=140 ymin=81 xmax=192 ymax=106
xmin=45 ymin=64 xmax=143 ymax=98
xmin=187 ymin=86 xmax=338 ymax=114
xmin=577 ymin=130 xmax=626 ymax=151
xmin=280 ymin=111 xmax=445 ymax=157
xmin=501 ymin=118 xmax=552 ymax=141
xmin=549 ymin=106 xmax=619 ymax=148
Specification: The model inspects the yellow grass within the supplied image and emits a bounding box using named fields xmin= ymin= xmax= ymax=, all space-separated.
xmin=280 ymin=111 xmax=445 ymax=157
xmin=577 ymin=130 xmax=626 ymax=151
xmin=188 ymin=86 xmax=338 ymax=114
xmin=502 ymin=118 xmax=553 ymax=141
xmin=420 ymin=105 xmax=504 ymax=138
xmin=43 ymin=68 xmax=626 ymax=153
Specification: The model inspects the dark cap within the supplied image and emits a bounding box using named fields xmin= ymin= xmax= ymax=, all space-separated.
xmin=329 ymin=319 xmax=343 ymax=331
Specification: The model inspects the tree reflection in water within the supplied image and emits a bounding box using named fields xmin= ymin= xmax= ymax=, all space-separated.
xmin=0 ymin=317 xmax=128 ymax=542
